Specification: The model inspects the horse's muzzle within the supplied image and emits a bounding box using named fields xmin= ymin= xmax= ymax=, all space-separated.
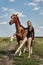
xmin=9 ymin=22 xmax=12 ymax=25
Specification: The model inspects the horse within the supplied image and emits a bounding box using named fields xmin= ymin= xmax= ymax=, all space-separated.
xmin=9 ymin=14 xmax=28 ymax=56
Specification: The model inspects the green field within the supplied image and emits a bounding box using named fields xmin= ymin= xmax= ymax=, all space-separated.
xmin=0 ymin=37 xmax=43 ymax=65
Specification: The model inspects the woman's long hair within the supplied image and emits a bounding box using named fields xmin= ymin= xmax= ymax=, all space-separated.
xmin=27 ymin=20 xmax=33 ymax=31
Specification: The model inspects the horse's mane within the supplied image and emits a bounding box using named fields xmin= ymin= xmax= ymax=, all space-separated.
xmin=17 ymin=16 xmax=26 ymax=29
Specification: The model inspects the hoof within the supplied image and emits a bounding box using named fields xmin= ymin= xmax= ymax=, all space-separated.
xmin=19 ymin=51 xmax=21 ymax=56
xmin=28 ymin=55 xmax=30 ymax=59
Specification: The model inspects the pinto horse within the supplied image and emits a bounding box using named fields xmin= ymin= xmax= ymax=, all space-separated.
xmin=9 ymin=14 xmax=28 ymax=55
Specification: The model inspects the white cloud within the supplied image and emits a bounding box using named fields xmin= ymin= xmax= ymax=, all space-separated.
xmin=35 ymin=29 xmax=40 ymax=32
xmin=40 ymin=12 xmax=43 ymax=15
xmin=15 ymin=12 xmax=26 ymax=17
xmin=1 ymin=7 xmax=14 ymax=12
xmin=34 ymin=0 xmax=43 ymax=2
xmin=27 ymin=2 xmax=40 ymax=11
xmin=1 ymin=7 xmax=8 ymax=11
xmin=34 ymin=27 xmax=40 ymax=32
xmin=25 ymin=0 xmax=43 ymax=13
xmin=28 ymin=2 xmax=38 ymax=6
xmin=8 ymin=9 xmax=14 ymax=11
xmin=34 ymin=26 xmax=43 ymax=36
xmin=0 ymin=21 xmax=7 ymax=24
xmin=40 ymin=11 xmax=43 ymax=15
xmin=35 ymin=26 xmax=43 ymax=31
xmin=9 ymin=0 xmax=15 ymax=2
xmin=1 ymin=7 xmax=25 ymax=17
xmin=0 ymin=13 xmax=8 ymax=18
xmin=39 ymin=26 xmax=43 ymax=29
xmin=10 ymin=10 xmax=26 ymax=17
xmin=33 ymin=6 xmax=40 ymax=11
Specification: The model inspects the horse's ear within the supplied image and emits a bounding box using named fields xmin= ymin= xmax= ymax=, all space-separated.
xmin=16 ymin=13 xmax=18 ymax=16
xmin=13 ymin=14 xmax=15 ymax=16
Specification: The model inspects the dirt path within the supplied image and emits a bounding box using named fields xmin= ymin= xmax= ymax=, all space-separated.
xmin=0 ymin=56 xmax=13 ymax=65
xmin=0 ymin=42 xmax=43 ymax=65
xmin=0 ymin=42 xmax=17 ymax=65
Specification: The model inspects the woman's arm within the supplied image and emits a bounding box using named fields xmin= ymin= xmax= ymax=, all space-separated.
xmin=32 ymin=27 xmax=35 ymax=40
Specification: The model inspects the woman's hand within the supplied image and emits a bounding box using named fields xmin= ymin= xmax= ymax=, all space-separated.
xmin=32 ymin=40 xmax=34 ymax=43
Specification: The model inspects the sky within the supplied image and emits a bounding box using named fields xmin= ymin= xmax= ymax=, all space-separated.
xmin=0 ymin=0 xmax=43 ymax=37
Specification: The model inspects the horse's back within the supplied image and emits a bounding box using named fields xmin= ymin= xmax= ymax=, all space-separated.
xmin=20 ymin=25 xmax=28 ymax=39
xmin=23 ymin=29 xmax=28 ymax=38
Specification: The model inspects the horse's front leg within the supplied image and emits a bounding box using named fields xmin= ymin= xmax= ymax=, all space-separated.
xmin=10 ymin=35 xmax=14 ymax=42
xmin=17 ymin=38 xmax=22 ymax=56
xmin=10 ymin=33 xmax=16 ymax=42
xmin=23 ymin=41 xmax=28 ymax=53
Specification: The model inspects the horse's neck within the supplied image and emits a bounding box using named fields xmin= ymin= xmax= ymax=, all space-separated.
xmin=15 ymin=19 xmax=28 ymax=38
xmin=15 ymin=20 xmax=21 ymax=32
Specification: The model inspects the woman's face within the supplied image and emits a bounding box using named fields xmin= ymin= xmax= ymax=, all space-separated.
xmin=27 ymin=22 xmax=31 ymax=27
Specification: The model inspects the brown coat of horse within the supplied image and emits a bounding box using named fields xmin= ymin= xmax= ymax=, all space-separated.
xmin=9 ymin=14 xmax=28 ymax=47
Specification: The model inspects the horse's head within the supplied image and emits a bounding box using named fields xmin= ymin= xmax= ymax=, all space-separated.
xmin=9 ymin=14 xmax=18 ymax=25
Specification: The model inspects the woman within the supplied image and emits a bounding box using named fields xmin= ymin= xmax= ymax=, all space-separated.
xmin=26 ymin=20 xmax=34 ymax=58
xmin=14 ymin=20 xmax=34 ymax=58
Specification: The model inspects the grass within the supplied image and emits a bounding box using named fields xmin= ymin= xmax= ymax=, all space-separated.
xmin=0 ymin=37 xmax=17 ymax=50
xmin=33 ymin=38 xmax=43 ymax=57
xmin=0 ymin=37 xmax=43 ymax=65
xmin=13 ymin=57 xmax=39 ymax=65
xmin=0 ymin=54 xmax=4 ymax=60
xmin=13 ymin=53 xmax=40 ymax=65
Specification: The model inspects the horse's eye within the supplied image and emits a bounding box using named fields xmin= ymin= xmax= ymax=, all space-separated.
xmin=14 ymin=17 xmax=16 ymax=19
